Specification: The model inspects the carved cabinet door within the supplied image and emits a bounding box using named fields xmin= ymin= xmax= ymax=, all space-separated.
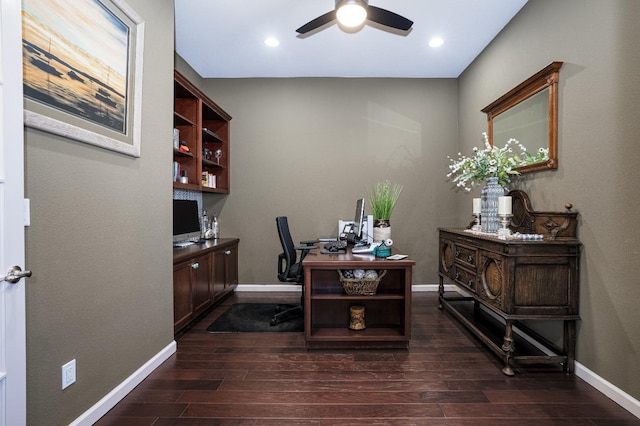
xmin=478 ymin=251 xmax=505 ymax=310
xmin=439 ymin=238 xmax=455 ymax=278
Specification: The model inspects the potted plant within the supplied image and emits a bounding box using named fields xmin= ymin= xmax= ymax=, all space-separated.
xmin=368 ymin=180 xmax=403 ymax=242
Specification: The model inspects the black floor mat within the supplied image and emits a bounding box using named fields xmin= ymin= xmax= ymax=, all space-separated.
xmin=206 ymin=303 xmax=303 ymax=333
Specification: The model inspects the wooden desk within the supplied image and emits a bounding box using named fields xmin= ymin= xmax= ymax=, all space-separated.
xmin=302 ymin=247 xmax=415 ymax=349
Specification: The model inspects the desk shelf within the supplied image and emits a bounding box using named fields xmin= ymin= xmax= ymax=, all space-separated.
xmin=309 ymin=326 xmax=407 ymax=350
xmin=310 ymin=326 xmax=406 ymax=339
xmin=310 ymin=293 xmax=405 ymax=300
xmin=303 ymin=249 xmax=414 ymax=349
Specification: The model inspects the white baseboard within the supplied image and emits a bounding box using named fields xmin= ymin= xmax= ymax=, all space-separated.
xmin=69 ymin=341 xmax=176 ymax=426
xmin=236 ymin=284 xmax=301 ymax=292
xmin=235 ymin=283 xmax=452 ymax=292
xmin=575 ymin=362 xmax=640 ymax=418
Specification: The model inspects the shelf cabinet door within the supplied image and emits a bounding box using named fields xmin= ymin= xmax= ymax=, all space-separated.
xmin=173 ymin=254 xmax=212 ymax=332
xmin=224 ymin=244 xmax=238 ymax=289
xmin=211 ymin=242 xmax=239 ymax=299
xmin=173 ymin=260 xmax=194 ymax=332
xmin=211 ymin=250 xmax=225 ymax=298
xmin=191 ymin=254 xmax=212 ymax=316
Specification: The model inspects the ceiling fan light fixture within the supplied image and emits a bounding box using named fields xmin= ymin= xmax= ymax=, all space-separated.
xmin=336 ymin=0 xmax=367 ymax=28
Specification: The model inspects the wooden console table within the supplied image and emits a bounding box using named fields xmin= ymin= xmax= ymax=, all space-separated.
xmin=438 ymin=190 xmax=581 ymax=375
xmin=302 ymin=247 xmax=415 ymax=349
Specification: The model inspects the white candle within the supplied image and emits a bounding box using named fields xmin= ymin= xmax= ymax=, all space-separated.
xmin=472 ymin=198 xmax=481 ymax=214
xmin=498 ymin=196 xmax=512 ymax=215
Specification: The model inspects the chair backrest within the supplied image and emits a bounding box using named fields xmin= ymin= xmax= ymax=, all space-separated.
xmin=276 ymin=216 xmax=297 ymax=281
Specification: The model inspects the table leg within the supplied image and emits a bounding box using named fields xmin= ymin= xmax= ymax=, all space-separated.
xmin=563 ymin=319 xmax=576 ymax=374
xmin=501 ymin=319 xmax=515 ymax=376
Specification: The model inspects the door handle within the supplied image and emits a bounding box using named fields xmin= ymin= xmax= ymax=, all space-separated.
xmin=1 ymin=266 xmax=32 ymax=284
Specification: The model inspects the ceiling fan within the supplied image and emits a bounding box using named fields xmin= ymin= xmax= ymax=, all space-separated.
xmin=296 ymin=0 xmax=414 ymax=35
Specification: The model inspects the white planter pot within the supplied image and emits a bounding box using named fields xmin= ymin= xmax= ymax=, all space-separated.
xmin=373 ymin=226 xmax=391 ymax=243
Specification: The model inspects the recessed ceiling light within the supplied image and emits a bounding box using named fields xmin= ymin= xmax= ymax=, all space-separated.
xmin=264 ymin=37 xmax=280 ymax=47
xmin=429 ymin=37 xmax=444 ymax=48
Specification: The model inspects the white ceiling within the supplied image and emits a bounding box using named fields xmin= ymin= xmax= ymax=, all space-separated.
xmin=174 ymin=0 xmax=528 ymax=78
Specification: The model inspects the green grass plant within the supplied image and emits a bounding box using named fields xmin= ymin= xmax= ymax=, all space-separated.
xmin=368 ymin=180 xmax=403 ymax=220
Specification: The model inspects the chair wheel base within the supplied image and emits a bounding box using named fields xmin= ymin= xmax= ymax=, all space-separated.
xmin=270 ymin=304 xmax=302 ymax=326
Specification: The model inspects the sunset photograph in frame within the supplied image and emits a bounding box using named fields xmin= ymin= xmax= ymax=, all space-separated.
xmin=22 ymin=0 xmax=144 ymax=157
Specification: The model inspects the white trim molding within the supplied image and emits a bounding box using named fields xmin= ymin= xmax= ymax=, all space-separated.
xmin=69 ymin=341 xmax=176 ymax=426
xmin=575 ymin=362 xmax=640 ymax=418
xmin=236 ymin=284 xmax=302 ymax=292
xmin=235 ymin=283 xmax=454 ymax=292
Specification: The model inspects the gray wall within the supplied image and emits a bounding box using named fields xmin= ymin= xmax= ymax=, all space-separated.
xmin=24 ymin=0 xmax=175 ymax=423
xmin=191 ymin=73 xmax=460 ymax=286
xmin=458 ymin=0 xmax=640 ymax=400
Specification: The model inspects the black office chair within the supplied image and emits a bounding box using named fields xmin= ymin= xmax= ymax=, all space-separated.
xmin=271 ymin=216 xmax=316 ymax=326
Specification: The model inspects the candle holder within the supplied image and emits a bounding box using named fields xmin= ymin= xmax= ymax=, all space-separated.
xmin=471 ymin=213 xmax=481 ymax=232
xmin=497 ymin=214 xmax=512 ymax=239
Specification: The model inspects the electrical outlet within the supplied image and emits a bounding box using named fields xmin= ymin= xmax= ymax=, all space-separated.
xmin=62 ymin=359 xmax=76 ymax=389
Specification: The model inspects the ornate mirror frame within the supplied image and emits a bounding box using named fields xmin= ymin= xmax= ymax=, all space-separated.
xmin=482 ymin=61 xmax=563 ymax=173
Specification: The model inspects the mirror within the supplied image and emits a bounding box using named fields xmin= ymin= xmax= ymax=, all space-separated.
xmin=482 ymin=62 xmax=563 ymax=173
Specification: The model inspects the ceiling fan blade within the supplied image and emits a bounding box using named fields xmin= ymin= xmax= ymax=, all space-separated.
xmin=296 ymin=10 xmax=336 ymax=34
xmin=367 ymin=5 xmax=413 ymax=31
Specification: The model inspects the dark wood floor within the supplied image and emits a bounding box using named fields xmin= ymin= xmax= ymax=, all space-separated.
xmin=96 ymin=291 xmax=639 ymax=425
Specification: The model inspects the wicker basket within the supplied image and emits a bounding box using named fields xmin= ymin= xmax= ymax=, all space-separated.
xmin=337 ymin=270 xmax=387 ymax=295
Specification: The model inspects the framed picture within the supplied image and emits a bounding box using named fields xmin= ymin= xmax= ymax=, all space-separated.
xmin=22 ymin=0 xmax=145 ymax=157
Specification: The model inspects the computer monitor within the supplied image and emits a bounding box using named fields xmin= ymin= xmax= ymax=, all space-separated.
xmin=173 ymin=199 xmax=201 ymax=245
xmin=337 ymin=198 xmax=366 ymax=243
xmin=353 ymin=198 xmax=365 ymax=239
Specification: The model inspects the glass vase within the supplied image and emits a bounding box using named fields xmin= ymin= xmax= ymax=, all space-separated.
xmin=481 ymin=177 xmax=505 ymax=233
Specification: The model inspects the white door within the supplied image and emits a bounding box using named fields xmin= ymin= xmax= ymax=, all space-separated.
xmin=0 ymin=0 xmax=28 ymax=424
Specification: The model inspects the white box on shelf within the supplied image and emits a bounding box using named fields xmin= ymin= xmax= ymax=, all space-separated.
xmin=173 ymin=128 xmax=180 ymax=149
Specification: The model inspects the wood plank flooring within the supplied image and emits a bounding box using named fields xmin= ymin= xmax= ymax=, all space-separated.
xmin=96 ymin=291 xmax=639 ymax=425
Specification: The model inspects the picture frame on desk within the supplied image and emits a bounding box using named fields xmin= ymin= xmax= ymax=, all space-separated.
xmin=22 ymin=0 xmax=145 ymax=157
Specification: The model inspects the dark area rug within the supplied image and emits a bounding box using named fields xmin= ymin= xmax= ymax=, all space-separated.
xmin=206 ymin=303 xmax=303 ymax=333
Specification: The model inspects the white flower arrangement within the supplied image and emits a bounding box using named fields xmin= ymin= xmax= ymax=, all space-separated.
xmin=447 ymin=133 xmax=548 ymax=191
